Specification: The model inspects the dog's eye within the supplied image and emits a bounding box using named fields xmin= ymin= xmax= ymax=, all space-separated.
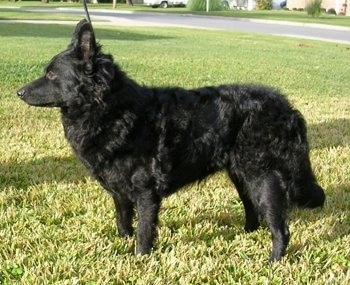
xmin=46 ymin=71 xmax=57 ymax=80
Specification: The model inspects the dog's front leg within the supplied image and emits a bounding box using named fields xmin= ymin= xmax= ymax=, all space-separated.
xmin=112 ymin=192 xmax=135 ymax=237
xmin=135 ymin=191 xmax=161 ymax=255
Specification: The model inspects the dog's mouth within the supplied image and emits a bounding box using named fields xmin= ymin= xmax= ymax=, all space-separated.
xmin=27 ymin=102 xmax=57 ymax=107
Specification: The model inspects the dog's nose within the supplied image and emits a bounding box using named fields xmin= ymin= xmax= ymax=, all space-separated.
xmin=17 ymin=89 xmax=25 ymax=98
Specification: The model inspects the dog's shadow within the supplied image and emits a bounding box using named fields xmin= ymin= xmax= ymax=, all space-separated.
xmin=1 ymin=119 xmax=349 ymax=256
xmin=0 ymin=155 xmax=87 ymax=190
xmin=308 ymin=118 xmax=350 ymax=149
xmin=0 ymin=23 xmax=172 ymax=41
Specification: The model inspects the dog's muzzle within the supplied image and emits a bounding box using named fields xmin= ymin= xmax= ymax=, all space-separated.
xmin=17 ymin=88 xmax=26 ymax=99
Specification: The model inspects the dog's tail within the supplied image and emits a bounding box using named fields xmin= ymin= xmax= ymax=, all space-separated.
xmin=294 ymin=179 xmax=326 ymax=208
xmin=289 ymin=112 xmax=326 ymax=209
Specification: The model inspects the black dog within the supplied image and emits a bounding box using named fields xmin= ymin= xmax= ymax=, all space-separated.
xmin=17 ymin=20 xmax=325 ymax=261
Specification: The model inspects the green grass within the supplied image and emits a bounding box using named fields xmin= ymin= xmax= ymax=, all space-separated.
xmin=0 ymin=1 xmax=350 ymax=27
xmin=0 ymin=17 xmax=350 ymax=285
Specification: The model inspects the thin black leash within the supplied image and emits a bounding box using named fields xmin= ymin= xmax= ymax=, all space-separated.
xmin=83 ymin=0 xmax=92 ymax=25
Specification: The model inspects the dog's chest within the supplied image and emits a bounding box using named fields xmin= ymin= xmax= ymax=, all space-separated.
xmin=62 ymin=117 xmax=155 ymax=193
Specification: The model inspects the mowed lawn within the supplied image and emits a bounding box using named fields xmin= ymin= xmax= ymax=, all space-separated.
xmin=0 ymin=19 xmax=349 ymax=284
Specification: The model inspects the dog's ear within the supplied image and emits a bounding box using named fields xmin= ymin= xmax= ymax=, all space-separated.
xmin=71 ymin=19 xmax=97 ymax=72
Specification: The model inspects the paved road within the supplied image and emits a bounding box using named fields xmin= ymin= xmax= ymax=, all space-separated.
xmin=107 ymin=11 xmax=350 ymax=44
xmin=8 ymin=7 xmax=350 ymax=44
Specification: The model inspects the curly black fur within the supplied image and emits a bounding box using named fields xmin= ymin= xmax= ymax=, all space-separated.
xmin=18 ymin=20 xmax=325 ymax=261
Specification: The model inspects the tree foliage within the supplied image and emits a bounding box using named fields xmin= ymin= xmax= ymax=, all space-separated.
xmin=305 ymin=0 xmax=323 ymax=17
xmin=187 ymin=0 xmax=226 ymax=11
xmin=256 ymin=0 xmax=273 ymax=10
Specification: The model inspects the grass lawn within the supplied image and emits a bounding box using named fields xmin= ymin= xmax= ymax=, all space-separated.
xmin=0 ymin=10 xmax=350 ymax=285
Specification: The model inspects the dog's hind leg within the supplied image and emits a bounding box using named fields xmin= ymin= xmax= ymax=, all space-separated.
xmin=228 ymin=170 xmax=260 ymax=232
xmin=248 ymin=171 xmax=290 ymax=262
xmin=135 ymin=191 xmax=161 ymax=255
xmin=112 ymin=193 xmax=135 ymax=238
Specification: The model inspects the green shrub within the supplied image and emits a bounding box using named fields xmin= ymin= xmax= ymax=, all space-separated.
xmin=187 ymin=0 xmax=226 ymax=11
xmin=305 ymin=0 xmax=322 ymax=17
xmin=256 ymin=0 xmax=272 ymax=10
xmin=327 ymin=8 xmax=337 ymax=14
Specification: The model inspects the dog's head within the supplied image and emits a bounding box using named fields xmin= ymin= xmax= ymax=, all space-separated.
xmin=17 ymin=19 xmax=115 ymax=108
